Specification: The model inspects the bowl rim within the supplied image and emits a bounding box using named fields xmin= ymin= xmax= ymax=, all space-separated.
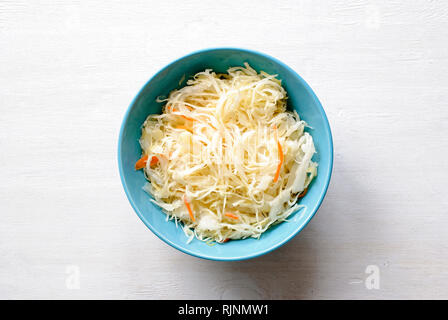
xmin=118 ymin=47 xmax=334 ymax=261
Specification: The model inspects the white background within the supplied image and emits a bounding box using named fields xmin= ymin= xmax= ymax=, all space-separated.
xmin=1 ymin=0 xmax=447 ymax=299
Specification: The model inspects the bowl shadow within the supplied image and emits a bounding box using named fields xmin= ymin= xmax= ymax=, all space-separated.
xmin=201 ymin=155 xmax=379 ymax=299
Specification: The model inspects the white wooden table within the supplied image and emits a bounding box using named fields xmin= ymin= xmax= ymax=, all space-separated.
xmin=1 ymin=0 xmax=447 ymax=299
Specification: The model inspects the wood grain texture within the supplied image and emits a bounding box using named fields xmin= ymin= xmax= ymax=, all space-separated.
xmin=1 ymin=0 xmax=448 ymax=299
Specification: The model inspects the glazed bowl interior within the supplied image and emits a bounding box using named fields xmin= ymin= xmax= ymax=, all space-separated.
xmin=118 ymin=48 xmax=333 ymax=261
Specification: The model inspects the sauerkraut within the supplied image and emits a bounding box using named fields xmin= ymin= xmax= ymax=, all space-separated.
xmin=137 ymin=63 xmax=317 ymax=243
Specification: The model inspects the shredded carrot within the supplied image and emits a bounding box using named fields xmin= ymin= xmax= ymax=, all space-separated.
xmin=168 ymin=104 xmax=193 ymax=112
xmin=135 ymin=155 xmax=149 ymax=170
xmin=274 ymin=141 xmax=283 ymax=182
xmin=175 ymin=125 xmax=193 ymax=132
xmin=225 ymin=212 xmax=239 ymax=220
xmin=135 ymin=155 xmax=159 ymax=170
xmin=178 ymin=114 xmax=194 ymax=121
xmin=222 ymin=238 xmax=230 ymax=243
xmin=149 ymin=155 xmax=159 ymax=166
xmin=183 ymin=195 xmax=195 ymax=222
xmin=273 ymin=125 xmax=284 ymax=183
xmin=298 ymin=187 xmax=308 ymax=198
xmin=167 ymin=104 xmax=194 ymax=121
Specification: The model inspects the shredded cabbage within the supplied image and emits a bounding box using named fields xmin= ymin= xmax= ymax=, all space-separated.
xmin=139 ymin=63 xmax=317 ymax=243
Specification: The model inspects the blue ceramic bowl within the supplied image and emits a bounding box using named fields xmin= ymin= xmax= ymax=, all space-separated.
xmin=118 ymin=48 xmax=333 ymax=261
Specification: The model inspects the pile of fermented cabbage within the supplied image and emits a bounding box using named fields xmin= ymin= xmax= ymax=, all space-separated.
xmin=136 ymin=63 xmax=317 ymax=243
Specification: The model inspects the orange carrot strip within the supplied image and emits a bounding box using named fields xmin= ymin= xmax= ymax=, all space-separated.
xmin=149 ymin=155 xmax=159 ymax=166
xmin=177 ymin=114 xmax=194 ymax=121
xmin=222 ymin=238 xmax=230 ymax=243
xmin=183 ymin=195 xmax=195 ymax=222
xmin=167 ymin=104 xmax=194 ymax=121
xmin=167 ymin=104 xmax=193 ymax=112
xmin=274 ymin=141 xmax=283 ymax=182
xmin=298 ymin=187 xmax=308 ymax=198
xmin=135 ymin=155 xmax=149 ymax=170
xmin=175 ymin=125 xmax=193 ymax=132
xmin=135 ymin=155 xmax=159 ymax=170
xmin=273 ymin=125 xmax=284 ymax=183
xmin=225 ymin=212 xmax=239 ymax=220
